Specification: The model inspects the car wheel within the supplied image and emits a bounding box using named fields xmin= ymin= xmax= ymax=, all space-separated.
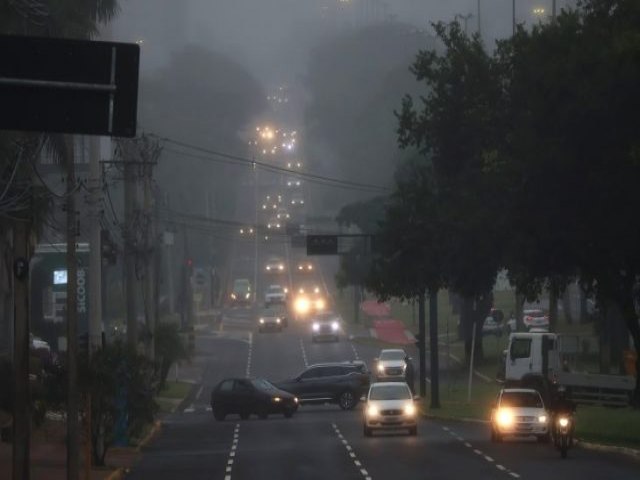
xmin=258 ymin=409 xmax=269 ymax=420
xmin=213 ymin=409 xmax=226 ymax=421
xmin=239 ymin=411 xmax=250 ymax=420
xmin=408 ymin=426 xmax=417 ymax=436
xmin=363 ymin=425 xmax=372 ymax=437
xmin=284 ymin=409 xmax=295 ymax=419
xmin=338 ymin=390 xmax=357 ymax=410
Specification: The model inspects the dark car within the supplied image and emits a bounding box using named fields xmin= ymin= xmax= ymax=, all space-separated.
xmin=210 ymin=378 xmax=298 ymax=421
xmin=274 ymin=361 xmax=370 ymax=410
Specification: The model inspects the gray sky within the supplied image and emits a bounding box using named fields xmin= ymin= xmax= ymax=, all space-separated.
xmin=110 ymin=0 xmax=570 ymax=78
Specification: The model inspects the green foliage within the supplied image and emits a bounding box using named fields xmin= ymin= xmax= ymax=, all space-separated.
xmin=154 ymin=322 xmax=189 ymax=390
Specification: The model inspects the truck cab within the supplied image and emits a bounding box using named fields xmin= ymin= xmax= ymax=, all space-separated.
xmin=506 ymin=333 xmax=559 ymax=384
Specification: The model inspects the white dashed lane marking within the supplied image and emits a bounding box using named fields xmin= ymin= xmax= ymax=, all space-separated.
xmin=299 ymin=338 xmax=309 ymax=368
xmin=245 ymin=333 xmax=253 ymax=377
xmin=441 ymin=425 xmax=520 ymax=478
xmin=223 ymin=424 xmax=240 ymax=479
xmin=350 ymin=342 xmax=360 ymax=360
xmin=332 ymin=423 xmax=372 ymax=479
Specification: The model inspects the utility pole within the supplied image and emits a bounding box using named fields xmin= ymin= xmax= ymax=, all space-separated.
xmin=417 ymin=291 xmax=427 ymax=398
xmin=88 ymin=137 xmax=102 ymax=353
xmin=164 ymin=193 xmax=175 ymax=314
xmin=429 ymin=290 xmax=440 ymax=409
xmin=253 ymin=163 xmax=258 ymax=303
xmin=143 ymin=142 xmax=157 ymax=359
xmin=477 ymin=0 xmax=482 ymax=37
xmin=65 ymin=135 xmax=80 ymax=480
xmin=12 ymin=219 xmax=30 ymax=480
xmin=123 ymin=142 xmax=137 ymax=348
xmin=552 ymin=0 xmax=557 ymax=20
xmin=512 ymin=0 xmax=516 ymax=36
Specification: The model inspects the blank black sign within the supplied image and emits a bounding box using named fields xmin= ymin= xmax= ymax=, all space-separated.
xmin=307 ymin=235 xmax=338 ymax=255
xmin=0 ymin=34 xmax=139 ymax=137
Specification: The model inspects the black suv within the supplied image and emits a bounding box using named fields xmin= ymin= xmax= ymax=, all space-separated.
xmin=274 ymin=361 xmax=370 ymax=410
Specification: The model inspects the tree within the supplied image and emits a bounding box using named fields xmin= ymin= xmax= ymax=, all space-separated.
xmin=496 ymin=0 xmax=640 ymax=405
xmin=154 ymin=322 xmax=189 ymax=390
xmin=394 ymin=22 xmax=507 ymax=362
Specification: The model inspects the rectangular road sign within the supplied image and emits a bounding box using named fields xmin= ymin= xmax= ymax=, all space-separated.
xmin=0 ymin=34 xmax=139 ymax=137
xmin=306 ymin=235 xmax=338 ymax=255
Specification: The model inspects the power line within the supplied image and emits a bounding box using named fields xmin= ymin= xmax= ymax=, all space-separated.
xmin=149 ymin=134 xmax=392 ymax=193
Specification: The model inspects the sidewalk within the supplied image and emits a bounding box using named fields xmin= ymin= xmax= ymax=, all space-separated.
xmin=0 ymin=420 xmax=139 ymax=480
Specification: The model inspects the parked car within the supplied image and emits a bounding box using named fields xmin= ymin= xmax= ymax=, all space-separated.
xmin=275 ymin=361 xmax=370 ymax=410
xmin=210 ymin=378 xmax=298 ymax=420
xmin=362 ymin=382 xmax=418 ymax=436
xmin=374 ymin=349 xmax=408 ymax=382
xmin=523 ymin=309 xmax=550 ymax=330
xmin=490 ymin=388 xmax=550 ymax=443
xmin=311 ymin=312 xmax=341 ymax=342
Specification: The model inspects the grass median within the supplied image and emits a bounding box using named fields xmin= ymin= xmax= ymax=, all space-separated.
xmin=156 ymin=380 xmax=193 ymax=414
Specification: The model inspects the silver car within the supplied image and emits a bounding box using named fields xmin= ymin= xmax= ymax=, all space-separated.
xmin=374 ymin=349 xmax=408 ymax=381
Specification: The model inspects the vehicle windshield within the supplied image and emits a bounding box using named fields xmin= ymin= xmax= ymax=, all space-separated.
xmin=500 ymin=391 xmax=544 ymax=408
xmin=369 ymin=385 xmax=411 ymax=401
xmin=267 ymin=286 xmax=283 ymax=293
xmin=380 ymin=350 xmax=406 ymax=361
xmin=251 ymin=379 xmax=277 ymax=392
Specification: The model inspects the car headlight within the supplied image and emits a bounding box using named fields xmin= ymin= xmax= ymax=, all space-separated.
xmin=276 ymin=318 xmax=281 ymax=324
xmin=367 ymin=405 xmax=379 ymax=417
xmin=278 ymin=264 xmax=284 ymax=271
xmin=245 ymin=292 xmax=251 ymax=299
xmin=496 ymin=409 xmax=513 ymax=428
xmin=231 ymin=293 xmax=237 ymax=300
xmin=294 ymin=397 xmax=299 ymax=403
xmin=314 ymin=287 xmax=320 ymax=294
xmin=259 ymin=318 xmax=265 ymax=324
xmin=284 ymin=287 xmax=288 ymax=294
xmin=273 ymin=397 xmax=281 ymax=402
xmin=312 ymin=323 xmax=320 ymax=332
xmin=295 ymin=297 xmax=310 ymax=314
xmin=538 ymin=415 xmax=547 ymax=423
xmin=308 ymin=265 xmax=313 ymax=270
xmin=377 ymin=364 xmax=385 ymax=373
xmin=558 ymin=417 xmax=569 ymax=428
xmin=266 ymin=266 xmax=271 ymax=270
xmin=404 ymin=403 xmax=416 ymax=416
xmin=315 ymin=299 xmax=326 ymax=310
xmin=298 ymin=265 xmax=303 ymax=270
xmin=331 ymin=321 xmax=339 ymax=331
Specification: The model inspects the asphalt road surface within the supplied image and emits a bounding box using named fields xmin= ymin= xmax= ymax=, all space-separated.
xmin=127 ymin=174 xmax=639 ymax=480
xmin=127 ymin=248 xmax=640 ymax=480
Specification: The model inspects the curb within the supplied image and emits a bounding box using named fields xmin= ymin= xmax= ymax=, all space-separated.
xmin=136 ymin=420 xmax=162 ymax=452
xmin=577 ymin=440 xmax=640 ymax=461
xmin=176 ymin=381 xmax=201 ymax=413
xmin=104 ymin=467 xmax=125 ymax=480
xmin=422 ymin=412 xmax=490 ymax=425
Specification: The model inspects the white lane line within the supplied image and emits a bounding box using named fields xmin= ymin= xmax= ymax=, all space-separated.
xmin=443 ymin=425 xmax=520 ymax=478
xmin=299 ymin=338 xmax=309 ymax=368
xmin=196 ymin=385 xmax=204 ymax=400
xmin=350 ymin=343 xmax=360 ymax=360
xmin=245 ymin=333 xmax=253 ymax=377
xmin=184 ymin=406 xmax=195 ymax=413
xmin=333 ymin=424 xmax=372 ymax=479
xmin=224 ymin=424 xmax=240 ymax=479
